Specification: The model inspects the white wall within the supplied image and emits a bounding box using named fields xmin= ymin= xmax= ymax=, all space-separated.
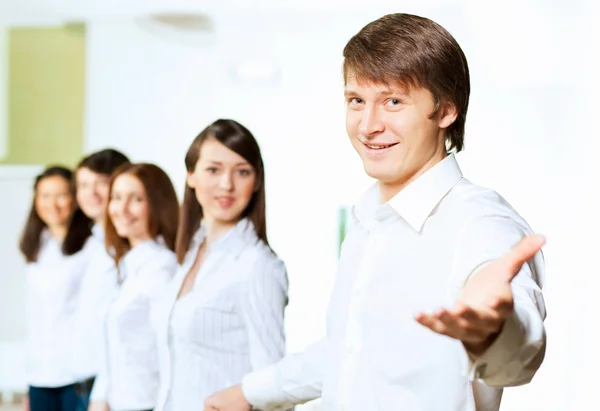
xmin=0 ymin=26 xmax=7 ymax=160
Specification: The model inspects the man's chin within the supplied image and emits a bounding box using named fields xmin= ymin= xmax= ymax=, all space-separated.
xmin=363 ymin=165 xmax=392 ymax=182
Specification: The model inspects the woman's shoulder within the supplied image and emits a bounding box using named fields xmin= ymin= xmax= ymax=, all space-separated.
xmin=147 ymin=240 xmax=177 ymax=265
xmin=238 ymin=239 xmax=287 ymax=284
xmin=127 ymin=239 xmax=177 ymax=271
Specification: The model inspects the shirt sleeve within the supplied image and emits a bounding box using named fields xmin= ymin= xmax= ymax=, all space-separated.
xmin=136 ymin=251 xmax=178 ymax=302
xmin=89 ymin=313 xmax=109 ymax=403
xmin=450 ymin=216 xmax=546 ymax=387
xmin=239 ymin=254 xmax=289 ymax=370
xmin=242 ymin=338 xmax=327 ymax=410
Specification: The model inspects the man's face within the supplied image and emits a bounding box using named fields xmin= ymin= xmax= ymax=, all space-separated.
xmin=344 ymin=76 xmax=457 ymax=202
xmin=75 ymin=167 xmax=111 ymax=223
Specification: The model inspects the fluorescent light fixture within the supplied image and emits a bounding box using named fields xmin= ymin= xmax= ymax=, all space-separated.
xmin=135 ymin=12 xmax=215 ymax=47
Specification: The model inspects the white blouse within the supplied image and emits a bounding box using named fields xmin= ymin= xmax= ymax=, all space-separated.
xmin=90 ymin=239 xmax=177 ymax=411
xmin=152 ymin=219 xmax=289 ymax=411
xmin=24 ymin=231 xmax=93 ymax=387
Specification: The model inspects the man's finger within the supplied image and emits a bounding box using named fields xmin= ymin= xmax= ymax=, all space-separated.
xmin=501 ymin=234 xmax=545 ymax=281
xmin=437 ymin=309 xmax=470 ymax=339
xmin=203 ymin=397 xmax=219 ymax=411
xmin=415 ymin=313 xmax=447 ymax=334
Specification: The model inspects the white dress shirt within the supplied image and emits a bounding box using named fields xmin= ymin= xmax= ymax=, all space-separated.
xmin=243 ymin=154 xmax=546 ymax=411
xmin=90 ymin=239 xmax=177 ymax=411
xmin=70 ymin=224 xmax=120 ymax=382
xmin=152 ymin=219 xmax=289 ymax=411
xmin=24 ymin=231 xmax=93 ymax=387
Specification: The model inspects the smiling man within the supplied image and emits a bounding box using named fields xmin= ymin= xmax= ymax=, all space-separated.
xmin=204 ymin=13 xmax=546 ymax=411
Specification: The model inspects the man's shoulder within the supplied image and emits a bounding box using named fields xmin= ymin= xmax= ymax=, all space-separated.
xmin=446 ymin=179 xmax=530 ymax=229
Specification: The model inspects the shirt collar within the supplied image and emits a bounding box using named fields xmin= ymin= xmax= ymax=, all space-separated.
xmin=353 ymin=154 xmax=463 ymax=233
xmin=388 ymin=154 xmax=463 ymax=232
xmin=189 ymin=217 xmax=258 ymax=261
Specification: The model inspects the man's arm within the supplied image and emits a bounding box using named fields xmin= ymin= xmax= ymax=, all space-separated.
xmin=416 ymin=217 xmax=546 ymax=387
xmin=464 ymin=256 xmax=546 ymax=386
xmin=204 ymin=339 xmax=327 ymax=411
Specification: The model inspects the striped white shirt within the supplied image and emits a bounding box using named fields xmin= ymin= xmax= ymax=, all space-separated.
xmin=152 ymin=219 xmax=289 ymax=411
xmin=90 ymin=238 xmax=177 ymax=411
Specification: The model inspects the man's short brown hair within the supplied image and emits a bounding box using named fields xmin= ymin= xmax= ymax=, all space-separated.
xmin=343 ymin=13 xmax=470 ymax=152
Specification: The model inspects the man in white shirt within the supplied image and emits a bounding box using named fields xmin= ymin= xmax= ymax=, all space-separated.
xmin=204 ymin=13 xmax=546 ymax=411
xmin=69 ymin=149 xmax=130 ymax=411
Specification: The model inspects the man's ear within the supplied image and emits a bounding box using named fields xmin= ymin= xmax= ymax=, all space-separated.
xmin=439 ymin=102 xmax=458 ymax=130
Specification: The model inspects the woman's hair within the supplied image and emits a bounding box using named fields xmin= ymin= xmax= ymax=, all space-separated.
xmin=175 ymin=119 xmax=268 ymax=264
xmin=19 ymin=166 xmax=93 ymax=263
xmin=104 ymin=163 xmax=180 ymax=264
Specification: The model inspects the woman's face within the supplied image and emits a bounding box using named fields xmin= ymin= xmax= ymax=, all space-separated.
xmin=75 ymin=167 xmax=111 ymax=223
xmin=35 ymin=176 xmax=73 ymax=229
xmin=186 ymin=138 xmax=257 ymax=227
xmin=107 ymin=173 xmax=151 ymax=246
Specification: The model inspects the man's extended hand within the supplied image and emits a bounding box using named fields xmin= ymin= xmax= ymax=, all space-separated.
xmin=415 ymin=234 xmax=545 ymax=355
xmin=203 ymin=384 xmax=252 ymax=411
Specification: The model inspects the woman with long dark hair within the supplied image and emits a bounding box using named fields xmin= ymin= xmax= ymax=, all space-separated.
xmin=19 ymin=166 xmax=93 ymax=411
xmin=152 ymin=119 xmax=289 ymax=410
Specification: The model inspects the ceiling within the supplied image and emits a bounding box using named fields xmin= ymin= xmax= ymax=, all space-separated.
xmin=0 ymin=0 xmax=466 ymax=25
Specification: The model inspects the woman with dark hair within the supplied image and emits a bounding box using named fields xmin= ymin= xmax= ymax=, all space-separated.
xmin=152 ymin=119 xmax=289 ymax=410
xmin=87 ymin=163 xmax=179 ymax=411
xmin=19 ymin=166 xmax=93 ymax=411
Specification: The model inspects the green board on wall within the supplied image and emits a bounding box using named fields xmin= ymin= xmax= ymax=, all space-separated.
xmin=2 ymin=24 xmax=85 ymax=167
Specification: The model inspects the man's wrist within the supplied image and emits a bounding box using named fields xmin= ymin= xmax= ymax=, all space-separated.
xmin=463 ymin=330 xmax=501 ymax=357
xmin=242 ymin=365 xmax=289 ymax=410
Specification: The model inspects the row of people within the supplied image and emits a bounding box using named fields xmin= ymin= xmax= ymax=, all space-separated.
xmin=20 ymin=12 xmax=547 ymax=411
xmin=22 ymin=120 xmax=287 ymax=411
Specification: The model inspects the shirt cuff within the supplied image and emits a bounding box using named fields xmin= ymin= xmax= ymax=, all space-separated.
xmin=242 ymin=366 xmax=289 ymax=411
xmin=465 ymin=305 xmax=526 ymax=381
xmin=89 ymin=375 xmax=108 ymax=403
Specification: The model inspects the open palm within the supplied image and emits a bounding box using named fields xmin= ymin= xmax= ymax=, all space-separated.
xmin=415 ymin=234 xmax=545 ymax=355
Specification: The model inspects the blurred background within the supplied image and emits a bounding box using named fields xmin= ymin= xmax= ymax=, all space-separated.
xmin=0 ymin=0 xmax=598 ymax=410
